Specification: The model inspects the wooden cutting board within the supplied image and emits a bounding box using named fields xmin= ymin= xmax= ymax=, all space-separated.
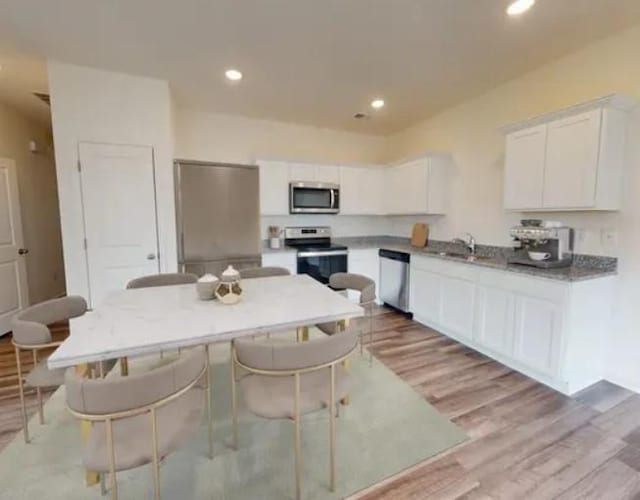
xmin=411 ymin=223 xmax=429 ymax=247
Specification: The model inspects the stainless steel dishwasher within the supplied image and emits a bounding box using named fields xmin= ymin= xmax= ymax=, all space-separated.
xmin=379 ymin=249 xmax=411 ymax=314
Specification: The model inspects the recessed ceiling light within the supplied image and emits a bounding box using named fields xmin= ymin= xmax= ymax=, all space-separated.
xmin=225 ymin=69 xmax=243 ymax=81
xmin=506 ymin=0 xmax=535 ymax=16
xmin=371 ymin=99 xmax=385 ymax=109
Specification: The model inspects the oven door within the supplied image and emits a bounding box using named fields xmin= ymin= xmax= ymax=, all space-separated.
xmin=290 ymin=183 xmax=340 ymax=214
xmin=297 ymin=250 xmax=347 ymax=284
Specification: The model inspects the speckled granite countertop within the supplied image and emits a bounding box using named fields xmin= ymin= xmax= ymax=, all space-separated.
xmin=335 ymin=236 xmax=617 ymax=282
xmin=262 ymin=237 xmax=617 ymax=282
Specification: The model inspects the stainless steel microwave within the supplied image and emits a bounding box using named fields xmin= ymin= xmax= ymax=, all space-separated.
xmin=289 ymin=181 xmax=340 ymax=214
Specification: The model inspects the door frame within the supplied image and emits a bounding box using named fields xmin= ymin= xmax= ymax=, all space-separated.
xmin=76 ymin=141 xmax=161 ymax=306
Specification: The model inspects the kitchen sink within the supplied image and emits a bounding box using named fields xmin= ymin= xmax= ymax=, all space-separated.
xmin=424 ymin=250 xmax=493 ymax=263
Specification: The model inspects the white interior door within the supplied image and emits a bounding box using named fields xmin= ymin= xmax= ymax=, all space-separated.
xmin=79 ymin=143 xmax=159 ymax=306
xmin=0 ymin=158 xmax=29 ymax=335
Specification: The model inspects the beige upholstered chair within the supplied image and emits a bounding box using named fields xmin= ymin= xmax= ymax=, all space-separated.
xmin=11 ymin=295 xmax=90 ymax=443
xmin=231 ymin=330 xmax=358 ymax=500
xmin=317 ymin=273 xmax=376 ymax=364
xmin=239 ymin=266 xmax=290 ymax=279
xmin=126 ymin=272 xmax=198 ymax=289
xmin=65 ymin=346 xmax=212 ymax=500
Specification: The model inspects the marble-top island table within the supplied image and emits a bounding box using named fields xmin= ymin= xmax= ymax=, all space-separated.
xmin=48 ymin=274 xmax=364 ymax=369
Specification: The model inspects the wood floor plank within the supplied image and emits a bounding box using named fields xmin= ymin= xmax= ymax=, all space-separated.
xmin=555 ymin=459 xmax=640 ymax=500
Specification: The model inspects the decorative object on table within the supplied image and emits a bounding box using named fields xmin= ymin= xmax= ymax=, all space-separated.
xmin=196 ymin=273 xmax=219 ymax=300
xmin=410 ymin=223 xmax=429 ymax=247
xmin=268 ymin=225 xmax=283 ymax=249
xmin=216 ymin=265 xmax=243 ymax=304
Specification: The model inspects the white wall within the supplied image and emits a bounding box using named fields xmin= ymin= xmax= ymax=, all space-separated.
xmin=175 ymin=108 xmax=387 ymax=165
xmin=385 ymin=23 xmax=640 ymax=391
xmin=48 ymin=61 xmax=177 ymax=300
xmin=0 ymin=101 xmax=65 ymax=304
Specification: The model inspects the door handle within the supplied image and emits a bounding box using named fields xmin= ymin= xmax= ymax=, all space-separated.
xmin=18 ymin=248 xmax=29 ymax=255
xmin=147 ymin=253 xmax=156 ymax=260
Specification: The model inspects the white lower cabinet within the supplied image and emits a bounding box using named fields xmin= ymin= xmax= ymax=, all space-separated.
xmin=513 ymin=295 xmax=562 ymax=378
xmin=410 ymin=255 xmax=613 ymax=395
xmin=348 ymin=249 xmax=380 ymax=304
xmin=473 ymin=284 xmax=515 ymax=358
xmin=440 ymin=275 xmax=475 ymax=341
xmin=261 ymin=252 xmax=297 ymax=275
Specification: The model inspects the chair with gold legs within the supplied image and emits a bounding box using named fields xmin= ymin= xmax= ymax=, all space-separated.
xmin=64 ymin=345 xmax=212 ymax=500
xmin=231 ymin=329 xmax=358 ymax=500
xmin=317 ymin=273 xmax=376 ymax=364
xmin=239 ymin=266 xmax=290 ymax=279
xmin=11 ymin=295 xmax=92 ymax=443
xmin=125 ymin=272 xmax=198 ymax=366
xmin=125 ymin=272 xmax=198 ymax=289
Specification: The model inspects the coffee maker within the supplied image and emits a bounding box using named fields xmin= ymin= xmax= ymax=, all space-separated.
xmin=509 ymin=221 xmax=574 ymax=268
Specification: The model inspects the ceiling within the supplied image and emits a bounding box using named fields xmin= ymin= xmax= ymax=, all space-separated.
xmin=1 ymin=0 xmax=640 ymax=135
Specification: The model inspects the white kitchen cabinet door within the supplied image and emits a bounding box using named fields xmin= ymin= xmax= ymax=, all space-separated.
xmin=513 ymin=295 xmax=562 ymax=377
xmin=387 ymin=159 xmax=429 ymax=214
xmin=348 ymin=249 xmax=380 ymax=303
xmin=259 ymin=161 xmax=290 ymax=215
xmin=440 ymin=275 xmax=475 ymax=340
xmin=543 ymin=110 xmax=601 ymax=209
xmin=339 ymin=166 xmax=362 ymax=215
xmin=503 ymin=125 xmax=547 ymax=210
xmin=409 ymin=268 xmax=442 ymax=324
xmin=474 ymin=284 xmax=515 ymax=357
xmin=289 ymin=163 xmax=317 ymax=182
xmin=315 ymin=165 xmax=340 ymax=184
xmin=261 ymin=252 xmax=297 ymax=275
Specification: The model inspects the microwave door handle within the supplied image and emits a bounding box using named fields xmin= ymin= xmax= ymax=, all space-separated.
xmin=330 ymin=189 xmax=335 ymax=209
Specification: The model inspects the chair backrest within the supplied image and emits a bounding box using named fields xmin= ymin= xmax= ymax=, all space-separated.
xmin=329 ymin=272 xmax=376 ymax=304
xmin=239 ymin=267 xmax=291 ymax=279
xmin=65 ymin=346 xmax=207 ymax=416
xmin=235 ymin=328 xmax=358 ymax=372
xmin=126 ymin=273 xmax=198 ymax=289
xmin=11 ymin=296 xmax=87 ymax=346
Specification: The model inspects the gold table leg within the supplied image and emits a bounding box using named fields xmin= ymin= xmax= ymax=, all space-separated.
xmin=75 ymin=363 xmax=100 ymax=487
xmin=338 ymin=319 xmax=351 ymax=406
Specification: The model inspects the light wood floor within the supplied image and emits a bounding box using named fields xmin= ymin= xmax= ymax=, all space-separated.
xmin=2 ymin=309 xmax=640 ymax=499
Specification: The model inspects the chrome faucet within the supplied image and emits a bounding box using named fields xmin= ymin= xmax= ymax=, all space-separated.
xmin=452 ymin=233 xmax=476 ymax=255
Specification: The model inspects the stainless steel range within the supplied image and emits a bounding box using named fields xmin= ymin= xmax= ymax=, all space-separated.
xmin=284 ymin=227 xmax=347 ymax=284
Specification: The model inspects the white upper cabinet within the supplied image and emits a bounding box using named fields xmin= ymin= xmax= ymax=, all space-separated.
xmin=258 ymin=154 xmax=449 ymax=216
xmin=543 ymin=110 xmax=601 ymax=209
xmin=289 ymin=163 xmax=317 ymax=182
xmin=258 ymin=160 xmax=290 ymax=215
xmin=385 ymin=155 xmax=448 ymax=215
xmin=504 ymin=125 xmax=547 ymax=210
xmin=315 ymin=165 xmax=340 ymax=184
xmin=503 ymin=95 xmax=634 ymax=211
xmin=340 ymin=166 xmax=384 ymax=215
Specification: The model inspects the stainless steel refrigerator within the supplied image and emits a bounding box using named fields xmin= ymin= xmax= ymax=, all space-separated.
xmin=174 ymin=160 xmax=261 ymax=277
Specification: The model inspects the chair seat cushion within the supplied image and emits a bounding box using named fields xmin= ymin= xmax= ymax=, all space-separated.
xmin=83 ymin=387 xmax=205 ymax=472
xmin=25 ymin=361 xmax=66 ymax=388
xmin=240 ymin=365 xmax=350 ymax=419
xmin=316 ymin=321 xmax=339 ymax=335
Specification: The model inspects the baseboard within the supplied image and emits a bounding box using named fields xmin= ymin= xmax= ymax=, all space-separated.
xmin=603 ymin=371 xmax=640 ymax=394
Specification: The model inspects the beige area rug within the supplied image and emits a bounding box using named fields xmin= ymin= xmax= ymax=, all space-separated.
xmin=0 ymin=335 xmax=467 ymax=499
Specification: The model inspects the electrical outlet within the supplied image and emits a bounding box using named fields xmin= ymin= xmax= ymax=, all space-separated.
xmin=600 ymin=229 xmax=617 ymax=249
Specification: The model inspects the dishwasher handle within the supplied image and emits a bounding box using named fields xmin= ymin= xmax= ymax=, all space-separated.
xmin=379 ymin=249 xmax=411 ymax=263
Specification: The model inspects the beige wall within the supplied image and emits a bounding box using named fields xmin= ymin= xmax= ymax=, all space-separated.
xmin=385 ymin=23 xmax=640 ymax=391
xmin=0 ymin=100 xmax=65 ymax=304
xmin=175 ymin=108 xmax=387 ymax=165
